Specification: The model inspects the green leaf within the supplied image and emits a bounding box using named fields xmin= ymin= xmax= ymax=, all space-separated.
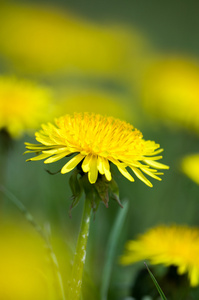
xmin=69 ymin=169 xmax=83 ymax=213
xmin=145 ymin=263 xmax=167 ymax=300
xmin=100 ymin=200 xmax=129 ymax=300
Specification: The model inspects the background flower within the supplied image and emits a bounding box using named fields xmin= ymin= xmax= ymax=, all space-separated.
xmin=181 ymin=153 xmax=199 ymax=185
xmin=0 ymin=219 xmax=55 ymax=300
xmin=0 ymin=76 xmax=53 ymax=138
xmin=121 ymin=225 xmax=199 ymax=287
xmin=0 ymin=2 xmax=148 ymax=80
xmin=141 ymin=56 xmax=199 ymax=134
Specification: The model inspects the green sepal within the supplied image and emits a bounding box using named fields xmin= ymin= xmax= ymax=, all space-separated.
xmin=108 ymin=178 xmax=123 ymax=208
xmin=69 ymin=169 xmax=83 ymax=214
xmin=70 ymin=170 xmax=123 ymax=213
xmin=94 ymin=176 xmax=109 ymax=208
xmin=80 ymin=174 xmax=101 ymax=213
xmin=45 ymin=168 xmax=61 ymax=175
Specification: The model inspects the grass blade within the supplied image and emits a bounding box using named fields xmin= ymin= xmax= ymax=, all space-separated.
xmin=100 ymin=200 xmax=129 ymax=300
xmin=144 ymin=262 xmax=167 ymax=300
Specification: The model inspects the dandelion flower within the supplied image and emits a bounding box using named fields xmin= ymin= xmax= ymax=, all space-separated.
xmin=0 ymin=221 xmax=53 ymax=300
xmin=25 ymin=113 xmax=168 ymax=186
xmin=0 ymin=76 xmax=53 ymax=138
xmin=120 ymin=225 xmax=199 ymax=287
xmin=142 ymin=56 xmax=199 ymax=133
xmin=181 ymin=153 xmax=199 ymax=184
xmin=0 ymin=2 xmax=146 ymax=78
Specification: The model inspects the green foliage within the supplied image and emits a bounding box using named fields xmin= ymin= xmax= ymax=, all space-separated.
xmin=145 ymin=263 xmax=167 ymax=300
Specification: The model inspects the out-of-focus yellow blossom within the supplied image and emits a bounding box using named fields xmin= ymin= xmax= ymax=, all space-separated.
xmin=0 ymin=76 xmax=53 ymax=138
xmin=181 ymin=153 xmax=199 ymax=184
xmin=25 ymin=113 xmax=169 ymax=186
xmin=121 ymin=225 xmax=199 ymax=287
xmin=142 ymin=57 xmax=199 ymax=133
xmin=0 ymin=2 xmax=147 ymax=79
xmin=0 ymin=220 xmax=55 ymax=300
xmin=53 ymin=89 xmax=132 ymax=121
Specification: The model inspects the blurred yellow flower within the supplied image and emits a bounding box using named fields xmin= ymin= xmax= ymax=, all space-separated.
xmin=121 ymin=225 xmax=199 ymax=287
xmin=181 ymin=153 xmax=199 ymax=184
xmin=25 ymin=113 xmax=168 ymax=186
xmin=0 ymin=221 xmax=54 ymax=300
xmin=142 ymin=57 xmax=199 ymax=133
xmin=0 ymin=76 xmax=53 ymax=138
xmin=0 ymin=3 xmax=147 ymax=79
xmin=53 ymin=88 xmax=131 ymax=121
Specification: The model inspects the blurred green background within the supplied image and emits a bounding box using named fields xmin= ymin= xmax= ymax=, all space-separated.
xmin=0 ymin=1 xmax=199 ymax=299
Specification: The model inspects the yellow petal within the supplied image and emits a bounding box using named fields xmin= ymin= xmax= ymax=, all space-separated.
xmin=97 ymin=156 xmax=105 ymax=175
xmin=42 ymin=147 xmax=68 ymax=155
xmin=50 ymin=134 xmax=65 ymax=145
xmin=61 ymin=154 xmax=85 ymax=174
xmin=44 ymin=151 xmax=71 ymax=164
xmin=147 ymin=148 xmax=164 ymax=156
xmin=24 ymin=142 xmax=45 ymax=147
xmin=144 ymin=159 xmax=169 ymax=169
xmin=26 ymin=153 xmax=52 ymax=162
xmin=103 ymin=158 xmax=112 ymax=181
xmin=190 ymin=267 xmax=199 ymax=287
xmin=117 ymin=166 xmax=134 ymax=182
xmin=141 ymin=167 xmax=162 ymax=181
xmin=128 ymin=160 xmax=144 ymax=168
xmin=131 ymin=166 xmax=153 ymax=187
xmin=143 ymin=155 xmax=163 ymax=161
xmin=35 ymin=133 xmax=56 ymax=145
xmin=24 ymin=150 xmax=40 ymax=154
xmin=25 ymin=143 xmax=53 ymax=151
xmin=88 ymin=155 xmax=98 ymax=184
xmin=82 ymin=154 xmax=92 ymax=173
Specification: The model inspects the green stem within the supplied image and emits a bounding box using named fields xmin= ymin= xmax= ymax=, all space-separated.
xmin=69 ymin=197 xmax=92 ymax=300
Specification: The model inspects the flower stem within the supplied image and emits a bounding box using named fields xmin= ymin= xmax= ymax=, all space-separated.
xmin=69 ymin=197 xmax=92 ymax=300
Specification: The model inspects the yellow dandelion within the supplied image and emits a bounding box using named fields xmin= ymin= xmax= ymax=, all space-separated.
xmin=0 ymin=2 xmax=145 ymax=79
xmin=25 ymin=113 xmax=169 ymax=186
xmin=181 ymin=153 xmax=199 ymax=185
xmin=0 ymin=76 xmax=53 ymax=138
xmin=0 ymin=221 xmax=53 ymax=300
xmin=142 ymin=56 xmax=199 ymax=133
xmin=120 ymin=225 xmax=199 ymax=287
xmin=0 ymin=218 xmax=73 ymax=300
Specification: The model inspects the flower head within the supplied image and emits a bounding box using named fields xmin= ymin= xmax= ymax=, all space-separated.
xmin=142 ymin=56 xmax=199 ymax=133
xmin=0 ymin=3 xmax=145 ymax=78
xmin=120 ymin=225 xmax=199 ymax=287
xmin=25 ymin=113 xmax=168 ymax=186
xmin=0 ymin=76 xmax=53 ymax=138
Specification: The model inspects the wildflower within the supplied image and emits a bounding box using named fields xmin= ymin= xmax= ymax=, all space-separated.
xmin=0 ymin=76 xmax=53 ymax=138
xmin=0 ymin=2 xmax=145 ymax=78
xmin=120 ymin=225 xmax=199 ymax=287
xmin=25 ymin=113 xmax=168 ymax=186
xmin=181 ymin=153 xmax=199 ymax=184
xmin=0 ymin=220 xmax=54 ymax=300
xmin=142 ymin=56 xmax=199 ymax=133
